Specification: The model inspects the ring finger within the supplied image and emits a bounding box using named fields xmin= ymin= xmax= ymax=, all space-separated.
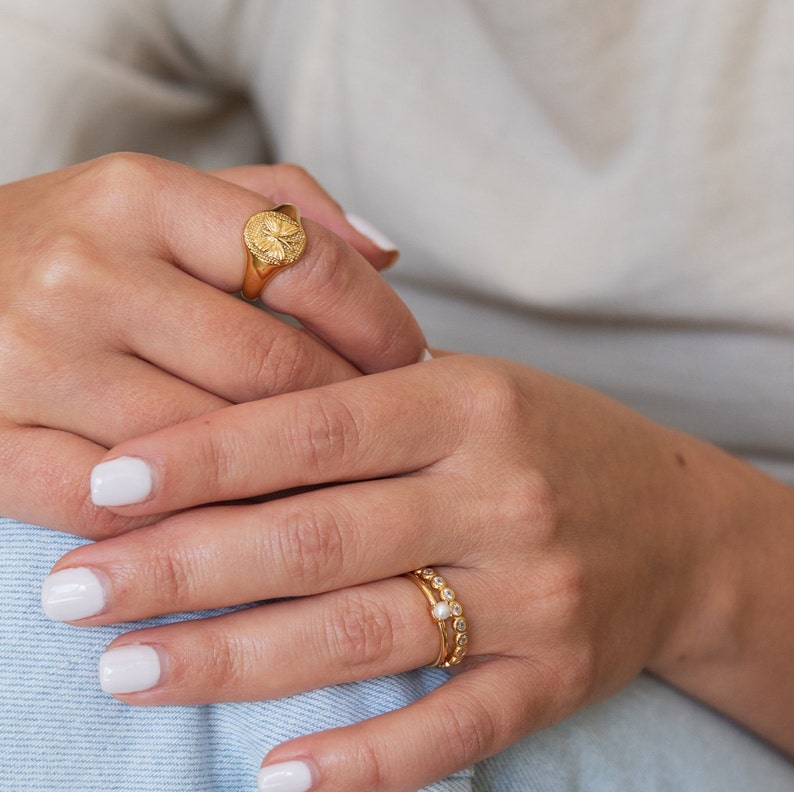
xmin=92 ymin=568 xmax=494 ymax=705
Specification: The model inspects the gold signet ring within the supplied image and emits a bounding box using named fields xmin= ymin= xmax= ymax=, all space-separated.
xmin=241 ymin=203 xmax=307 ymax=300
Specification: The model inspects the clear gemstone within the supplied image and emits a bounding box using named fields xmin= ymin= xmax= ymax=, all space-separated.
xmin=450 ymin=602 xmax=463 ymax=616
xmin=441 ymin=587 xmax=455 ymax=601
xmin=454 ymin=618 xmax=467 ymax=632
xmin=431 ymin=576 xmax=445 ymax=589
xmin=421 ymin=568 xmax=435 ymax=578
xmin=456 ymin=633 xmax=469 ymax=646
xmin=432 ymin=602 xmax=451 ymax=620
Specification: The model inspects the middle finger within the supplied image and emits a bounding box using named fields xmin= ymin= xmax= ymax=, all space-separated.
xmin=42 ymin=473 xmax=471 ymax=624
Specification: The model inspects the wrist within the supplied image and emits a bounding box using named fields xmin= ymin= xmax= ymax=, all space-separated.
xmin=649 ymin=437 xmax=758 ymax=674
xmin=646 ymin=437 xmax=794 ymax=752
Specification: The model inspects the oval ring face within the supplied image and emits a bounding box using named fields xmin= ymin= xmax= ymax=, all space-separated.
xmin=244 ymin=209 xmax=306 ymax=270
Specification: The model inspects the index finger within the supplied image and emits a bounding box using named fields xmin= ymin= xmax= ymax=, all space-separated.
xmin=88 ymin=360 xmax=460 ymax=512
xmin=73 ymin=153 xmax=426 ymax=373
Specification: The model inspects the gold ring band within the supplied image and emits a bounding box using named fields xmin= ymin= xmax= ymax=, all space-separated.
xmin=405 ymin=567 xmax=469 ymax=668
xmin=241 ymin=203 xmax=307 ymax=300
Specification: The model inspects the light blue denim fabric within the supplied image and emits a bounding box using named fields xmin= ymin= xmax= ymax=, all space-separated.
xmin=1 ymin=518 xmax=792 ymax=791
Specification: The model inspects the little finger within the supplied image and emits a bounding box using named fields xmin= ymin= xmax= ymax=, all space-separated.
xmin=259 ymin=659 xmax=547 ymax=792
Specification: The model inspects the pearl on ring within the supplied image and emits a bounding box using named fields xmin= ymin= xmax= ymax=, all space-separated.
xmin=405 ymin=567 xmax=470 ymax=668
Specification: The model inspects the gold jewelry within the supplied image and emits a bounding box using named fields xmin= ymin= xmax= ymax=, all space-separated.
xmin=241 ymin=203 xmax=307 ymax=300
xmin=405 ymin=567 xmax=469 ymax=668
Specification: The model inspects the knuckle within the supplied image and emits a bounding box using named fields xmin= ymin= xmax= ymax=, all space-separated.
xmin=192 ymin=421 xmax=246 ymax=496
xmin=289 ymin=391 xmax=362 ymax=477
xmin=439 ymin=691 xmax=498 ymax=764
xmin=537 ymin=555 xmax=588 ymax=623
xmin=273 ymin=502 xmax=348 ymax=590
xmin=494 ymin=470 xmax=561 ymax=550
xmin=79 ymin=151 xmax=161 ymax=198
xmin=29 ymin=233 xmax=103 ymax=300
xmin=539 ymin=640 xmax=598 ymax=707
xmin=0 ymin=312 xmax=34 ymax=372
xmin=302 ymin=231 xmax=357 ymax=297
xmin=446 ymin=358 xmax=530 ymax=452
xmin=68 ymin=152 xmax=165 ymax=229
xmin=358 ymin=298 xmax=420 ymax=370
xmin=144 ymin=543 xmax=195 ymax=609
xmin=272 ymin=162 xmax=315 ymax=190
xmin=191 ymin=630 xmax=251 ymax=692
xmin=531 ymin=557 xmax=598 ymax=702
xmin=348 ymin=738 xmax=385 ymax=792
xmin=324 ymin=589 xmax=395 ymax=670
xmin=466 ymin=361 xmax=528 ymax=431
xmin=562 ymin=645 xmax=599 ymax=702
xmin=525 ymin=473 xmax=561 ymax=532
xmin=247 ymin=324 xmax=317 ymax=396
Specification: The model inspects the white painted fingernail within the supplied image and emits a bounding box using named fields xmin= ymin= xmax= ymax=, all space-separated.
xmin=345 ymin=212 xmax=398 ymax=252
xmin=421 ymin=348 xmax=434 ymax=361
xmin=91 ymin=456 xmax=153 ymax=506
xmin=99 ymin=645 xmax=162 ymax=694
xmin=258 ymin=760 xmax=314 ymax=792
xmin=41 ymin=567 xmax=107 ymax=621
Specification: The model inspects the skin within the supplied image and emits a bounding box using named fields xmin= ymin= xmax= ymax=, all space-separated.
xmin=3 ymin=154 xmax=791 ymax=790
xmin=51 ymin=358 xmax=794 ymax=790
xmin=0 ymin=152 xmax=421 ymax=535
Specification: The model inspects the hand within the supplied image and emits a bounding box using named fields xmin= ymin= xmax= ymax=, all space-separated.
xmin=45 ymin=353 xmax=777 ymax=790
xmin=0 ymin=153 xmax=425 ymax=537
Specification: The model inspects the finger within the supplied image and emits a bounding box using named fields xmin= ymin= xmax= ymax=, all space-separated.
xmin=0 ymin=423 xmax=158 ymax=539
xmin=46 ymin=474 xmax=467 ymax=623
xmin=89 ymin=361 xmax=461 ymax=514
xmin=114 ymin=261 xmax=359 ymax=403
xmin=88 ymin=571 xmax=497 ymax=704
xmin=212 ymin=163 xmax=399 ymax=270
xmin=259 ymin=660 xmax=542 ymax=792
xmin=1 ymin=247 xmax=358 ymax=434
xmin=8 ymin=351 xmax=228 ymax=448
xmin=254 ymin=217 xmax=425 ymax=374
xmin=92 ymin=595 xmax=535 ymax=792
xmin=69 ymin=154 xmax=423 ymax=372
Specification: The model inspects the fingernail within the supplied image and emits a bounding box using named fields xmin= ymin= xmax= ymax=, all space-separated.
xmin=421 ymin=348 xmax=434 ymax=361
xmin=345 ymin=212 xmax=399 ymax=253
xmin=257 ymin=760 xmax=314 ymax=792
xmin=99 ymin=645 xmax=162 ymax=694
xmin=41 ymin=567 xmax=107 ymax=621
xmin=91 ymin=456 xmax=153 ymax=506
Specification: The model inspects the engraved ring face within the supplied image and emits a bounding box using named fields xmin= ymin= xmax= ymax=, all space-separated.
xmin=244 ymin=208 xmax=307 ymax=271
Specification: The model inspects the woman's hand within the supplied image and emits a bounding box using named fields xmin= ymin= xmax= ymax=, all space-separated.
xmin=44 ymin=354 xmax=794 ymax=789
xmin=0 ymin=153 xmax=424 ymax=537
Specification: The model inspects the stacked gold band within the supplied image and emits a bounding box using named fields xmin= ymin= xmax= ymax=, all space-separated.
xmin=405 ymin=567 xmax=469 ymax=668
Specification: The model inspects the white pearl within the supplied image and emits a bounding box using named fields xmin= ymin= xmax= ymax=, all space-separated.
xmin=432 ymin=602 xmax=451 ymax=620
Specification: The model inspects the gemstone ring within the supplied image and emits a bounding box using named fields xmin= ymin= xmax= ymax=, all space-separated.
xmin=405 ymin=567 xmax=469 ymax=668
